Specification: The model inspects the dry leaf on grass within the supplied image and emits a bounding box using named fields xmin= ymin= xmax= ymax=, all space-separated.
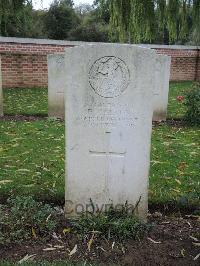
xmin=0 ymin=180 xmax=13 ymax=184
xmin=54 ymin=245 xmax=64 ymax=249
xmin=193 ymin=253 xmax=200 ymax=261
xmin=69 ymin=244 xmax=77 ymax=256
xmin=43 ymin=248 xmax=56 ymax=251
xmin=147 ymin=237 xmax=162 ymax=244
xmin=112 ymin=242 xmax=115 ymax=249
xmin=193 ymin=242 xmax=200 ymax=247
xmin=87 ymin=233 xmax=95 ymax=252
xmin=46 ymin=214 xmax=52 ymax=222
xmin=180 ymin=249 xmax=185 ymax=257
xmin=63 ymin=228 xmax=71 ymax=234
xmin=190 ymin=236 xmax=199 ymax=242
xmin=175 ymin=178 xmax=181 ymax=185
xmin=16 ymin=169 xmax=30 ymax=172
xmin=18 ymin=254 xmax=36 ymax=264
xmin=31 ymin=227 xmax=37 ymax=239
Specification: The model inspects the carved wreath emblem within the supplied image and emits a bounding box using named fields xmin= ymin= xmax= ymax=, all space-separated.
xmin=89 ymin=56 xmax=130 ymax=98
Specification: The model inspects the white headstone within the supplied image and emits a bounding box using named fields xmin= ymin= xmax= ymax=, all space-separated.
xmin=48 ymin=54 xmax=65 ymax=118
xmin=153 ymin=55 xmax=171 ymax=121
xmin=0 ymin=57 xmax=3 ymax=116
xmin=65 ymin=44 xmax=157 ymax=220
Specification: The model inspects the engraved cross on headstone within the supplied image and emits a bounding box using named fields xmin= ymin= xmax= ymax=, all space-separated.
xmin=89 ymin=150 xmax=126 ymax=157
xmin=89 ymin=132 xmax=126 ymax=194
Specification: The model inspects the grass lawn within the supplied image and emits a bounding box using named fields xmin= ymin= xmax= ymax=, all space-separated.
xmin=3 ymin=82 xmax=193 ymax=118
xmin=167 ymin=81 xmax=193 ymax=119
xmin=0 ymin=81 xmax=199 ymax=211
xmin=0 ymin=120 xmax=64 ymax=204
xmin=150 ymin=124 xmax=199 ymax=209
xmin=3 ymin=88 xmax=48 ymax=116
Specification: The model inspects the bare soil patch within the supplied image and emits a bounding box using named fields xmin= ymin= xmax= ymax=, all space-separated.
xmin=0 ymin=114 xmax=48 ymax=122
xmin=0 ymin=214 xmax=199 ymax=265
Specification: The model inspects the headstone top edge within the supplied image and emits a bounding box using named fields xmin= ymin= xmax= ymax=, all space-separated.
xmin=64 ymin=43 xmax=157 ymax=55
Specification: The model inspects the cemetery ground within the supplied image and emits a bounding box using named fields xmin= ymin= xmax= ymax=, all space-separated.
xmin=0 ymin=81 xmax=199 ymax=265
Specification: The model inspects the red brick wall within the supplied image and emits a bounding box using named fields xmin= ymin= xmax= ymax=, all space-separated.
xmin=1 ymin=54 xmax=48 ymax=88
xmin=155 ymin=48 xmax=199 ymax=81
xmin=0 ymin=38 xmax=199 ymax=88
xmin=0 ymin=41 xmax=71 ymax=88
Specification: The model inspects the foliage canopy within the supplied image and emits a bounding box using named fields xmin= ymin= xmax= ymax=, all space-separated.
xmin=106 ymin=0 xmax=200 ymax=44
xmin=43 ymin=0 xmax=79 ymax=40
xmin=0 ymin=0 xmax=33 ymax=36
xmin=0 ymin=0 xmax=199 ymax=44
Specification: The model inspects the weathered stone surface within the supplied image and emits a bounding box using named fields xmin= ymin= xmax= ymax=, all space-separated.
xmin=48 ymin=50 xmax=171 ymax=122
xmin=48 ymin=54 xmax=65 ymax=118
xmin=65 ymin=44 xmax=157 ymax=220
xmin=153 ymin=55 xmax=171 ymax=121
xmin=0 ymin=57 xmax=3 ymax=116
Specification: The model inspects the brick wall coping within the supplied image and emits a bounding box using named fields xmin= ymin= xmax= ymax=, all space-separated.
xmin=0 ymin=36 xmax=199 ymax=50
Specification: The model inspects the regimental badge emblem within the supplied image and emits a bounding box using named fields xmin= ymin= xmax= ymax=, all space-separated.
xmin=89 ymin=56 xmax=130 ymax=98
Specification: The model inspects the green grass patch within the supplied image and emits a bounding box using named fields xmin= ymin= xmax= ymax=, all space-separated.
xmin=0 ymin=196 xmax=58 ymax=244
xmin=3 ymin=88 xmax=48 ymax=116
xmin=3 ymin=82 xmax=193 ymax=119
xmin=150 ymin=124 xmax=200 ymax=209
xmin=1 ymin=82 xmax=199 ymax=210
xmin=0 ymin=120 xmax=64 ymax=203
xmin=0 ymin=119 xmax=199 ymax=210
xmin=72 ymin=210 xmax=150 ymax=241
xmin=0 ymin=196 xmax=149 ymax=245
xmin=167 ymin=81 xmax=193 ymax=119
